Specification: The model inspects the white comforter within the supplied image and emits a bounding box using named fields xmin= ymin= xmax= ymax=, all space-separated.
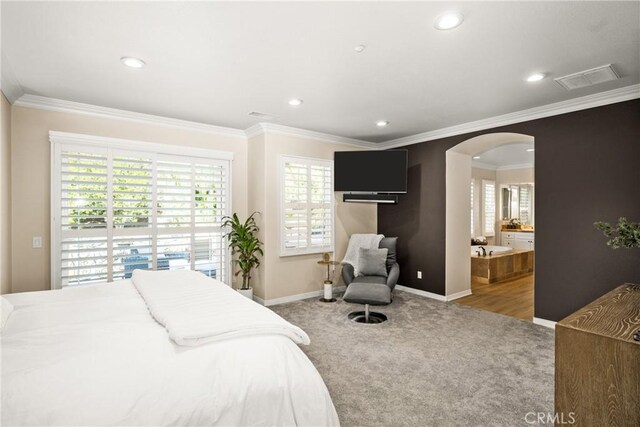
xmin=1 ymin=280 xmax=339 ymax=426
xmin=131 ymin=270 xmax=309 ymax=346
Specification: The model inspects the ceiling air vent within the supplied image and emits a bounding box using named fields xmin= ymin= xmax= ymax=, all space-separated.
xmin=555 ymin=64 xmax=620 ymax=91
xmin=248 ymin=111 xmax=277 ymax=120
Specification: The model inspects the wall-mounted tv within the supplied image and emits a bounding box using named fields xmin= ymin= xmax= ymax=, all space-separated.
xmin=334 ymin=150 xmax=408 ymax=193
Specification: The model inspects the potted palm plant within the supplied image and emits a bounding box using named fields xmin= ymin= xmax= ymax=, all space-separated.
xmin=222 ymin=212 xmax=264 ymax=299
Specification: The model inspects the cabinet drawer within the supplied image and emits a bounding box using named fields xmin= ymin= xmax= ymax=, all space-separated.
xmin=516 ymin=235 xmax=534 ymax=241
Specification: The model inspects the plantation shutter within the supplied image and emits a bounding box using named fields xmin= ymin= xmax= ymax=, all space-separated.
xmin=60 ymin=149 xmax=109 ymax=285
xmin=111 ymin=153 xmax=154 ymax=281
xmin=52 ymin=136 xmax=231 ymax=289
xmin=483 ymin=180 xmax=496 ymax=236
xmin=470 ymin=179 xmax=475 ymax=237
xmin=519 ymin=185 xmax=531 ymax=224
xmin=281 ymin=156 xmax=334 ymax=256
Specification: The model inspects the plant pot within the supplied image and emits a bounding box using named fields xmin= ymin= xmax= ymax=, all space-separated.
xmin=238 ymin=287 xmax=253 ymax=300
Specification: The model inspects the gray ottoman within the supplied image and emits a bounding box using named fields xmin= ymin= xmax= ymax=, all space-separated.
xmin=343 ymin=281 xmax=391 ymax=323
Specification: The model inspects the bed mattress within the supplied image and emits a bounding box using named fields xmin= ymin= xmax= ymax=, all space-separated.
xmin=1 ymin=280 xmax=339 ymax=426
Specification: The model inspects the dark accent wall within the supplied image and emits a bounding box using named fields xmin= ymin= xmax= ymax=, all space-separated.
xmin=378 ymin=99 xmax=640 ymax=321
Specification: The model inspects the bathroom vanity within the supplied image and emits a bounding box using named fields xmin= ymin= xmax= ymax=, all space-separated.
xmin=501 ymin=230 xmax=534 ymax=250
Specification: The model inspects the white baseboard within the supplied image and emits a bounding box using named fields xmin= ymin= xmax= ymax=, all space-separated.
xmin=255 ymin=286 xmax=346 ymax=307
xmin=446 ymin=289 xmax=472 ymax=301
xmin=395 ymin=285 xmax=447 ymax=302
xmin=533 ymin=317 xmax=557 ymax=329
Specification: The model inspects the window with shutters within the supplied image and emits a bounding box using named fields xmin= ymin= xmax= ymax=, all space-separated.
xmin=482 ymin=180 xmax=496 ymax=236
xmin=519 ymin=184 xmax=532 ymax=225
xmin=470 ymin=179 xmax=474 ymax=236
xmin=280 ymin=155 xmax=334 ymax=256
xmin=470 ymin=179 xmax=480 ymax=237
xmin=51 ymin=132 xmax=232 ymax=289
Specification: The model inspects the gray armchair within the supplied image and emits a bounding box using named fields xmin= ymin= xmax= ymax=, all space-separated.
xmin=342 ymin=237 xmax=399 ymax=323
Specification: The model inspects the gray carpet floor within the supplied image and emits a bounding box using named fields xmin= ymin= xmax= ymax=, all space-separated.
xmin=271 ymin=290 xmax=554 ymax=427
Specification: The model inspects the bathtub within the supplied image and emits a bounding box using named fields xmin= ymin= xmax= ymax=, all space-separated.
xmin=471 ymin=245 xmax=513 ymax=256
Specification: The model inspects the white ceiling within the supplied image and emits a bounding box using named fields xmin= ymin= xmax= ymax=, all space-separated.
xmin=472 ymin=142 xmax=534 ymax=168
xmin=2 ymin=1 xmax=639 ymax=142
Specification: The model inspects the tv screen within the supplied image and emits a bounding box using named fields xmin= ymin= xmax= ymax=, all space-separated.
xmin=334 ymin=150 xmax=407 ymax=193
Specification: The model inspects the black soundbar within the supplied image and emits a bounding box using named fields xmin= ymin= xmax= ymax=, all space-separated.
xmin=342 ymin=193 xmax=398 ymax=204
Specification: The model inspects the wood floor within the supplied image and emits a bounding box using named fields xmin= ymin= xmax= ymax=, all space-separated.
xmin=455 ymin=274 xmax=534 ymax=321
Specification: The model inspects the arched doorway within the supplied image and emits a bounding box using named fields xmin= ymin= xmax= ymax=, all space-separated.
xmin=445 ymin=133 xmax=535 ymax=318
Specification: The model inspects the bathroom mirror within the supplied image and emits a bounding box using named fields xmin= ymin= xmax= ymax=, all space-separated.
xmin=501 ymin=184 xmax=534 ymax=224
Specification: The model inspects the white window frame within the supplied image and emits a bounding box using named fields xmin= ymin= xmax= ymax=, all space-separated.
xmin=482 ymin=179 xmax=496 ymax=237
xmin=279 ymin=155 xmax=335 ymax=257
xmin=50 ymin=131 xmax=233 ymax=289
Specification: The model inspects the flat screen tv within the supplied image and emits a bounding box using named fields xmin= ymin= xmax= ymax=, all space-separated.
xmin=334 ymin=150 xmax=408 ymax=193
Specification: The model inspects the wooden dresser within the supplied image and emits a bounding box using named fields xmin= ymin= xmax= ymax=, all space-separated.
xmin=555 ymin=284 xmax=640 ymax=427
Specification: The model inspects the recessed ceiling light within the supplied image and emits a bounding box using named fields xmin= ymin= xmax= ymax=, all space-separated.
xmin=526 ymin=73 xmax=545 ymax=82
xmin=120 ymin=57 xmax=145 ymax=69
xmin=376 ymin=120 xmax=389 ymax=127
xmin=526 ymin=148 xmax=535 ymax=152
xmin=354 ymin=44 xmax=366 ymax=53
xmin=473 ymin=156 xmax=481 ymax=159
xmin=288 ymin=98 xmax=303 ymax=106
xmin=434 ymin=12 xmax=464 ymax=30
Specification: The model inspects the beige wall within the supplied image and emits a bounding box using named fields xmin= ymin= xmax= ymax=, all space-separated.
xmin=246 ymin=132 xmax=267 ymax=299
xmin=261 ymin=133 xmax=377 ymax=300
xmin=8 ymin=105 xmax=377 ymax=301
xmin=1 ymin=94 xmax=11 ymax=294
xmin=10 ymin=106 xmax=248 ymax=293
xmin=446 ymin=151 xmax=472 ymax=297
xmin=471 ymin=167 xmax=496 ymax=182
xmin=496 ymin=167 xmax=534 ymax=186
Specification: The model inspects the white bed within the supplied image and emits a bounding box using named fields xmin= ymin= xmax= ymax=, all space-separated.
xmin=1 ymin=276 xmax=339 ymax=426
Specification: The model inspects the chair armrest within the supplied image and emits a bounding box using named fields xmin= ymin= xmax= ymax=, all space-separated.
xmin=386 ymin=263 xmax=400 ymax=290
xmin=342 ymin=263 xmax=355 ymax=285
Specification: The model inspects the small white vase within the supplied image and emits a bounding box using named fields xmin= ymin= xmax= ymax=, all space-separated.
xmin=238 ymin=287 xmax=253 ymax=300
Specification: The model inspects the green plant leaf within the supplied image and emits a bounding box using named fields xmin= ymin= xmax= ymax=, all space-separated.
xmin=594 ymin=217 xmax=640 ymax=249
xmin=222 ymin=211 xmax=264 ymax=280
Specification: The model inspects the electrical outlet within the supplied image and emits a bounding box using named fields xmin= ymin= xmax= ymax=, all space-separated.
xmin=417 ymin=271 xmax=422 ymax=279
xmin=33 ymin=237 xmax=43 ymax=249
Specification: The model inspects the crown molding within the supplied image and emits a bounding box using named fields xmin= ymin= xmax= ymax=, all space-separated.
xmin=1 ymin=53 xmax=25 ymax=103
xmin=245 ymin=122 xmax=376 ymax=149
xmin=11 ymin=83 xmax=639 ymax=151
xmin=472 ymin=161 xmax=534 ymax=171
xmin=496 ymin=162 xmax=534 ymax=171
xmin=471 ymin=161 xmax=497 ymax=171
xmin=244 ymin=123 xmax=265 ymax=140
xmin=13 ymin=93 xmax=377 ymax=148
xmin=14 ymin=94 xmax=247 ymax=138
xmin=377 ymin=84 xmax=640 ymax=149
